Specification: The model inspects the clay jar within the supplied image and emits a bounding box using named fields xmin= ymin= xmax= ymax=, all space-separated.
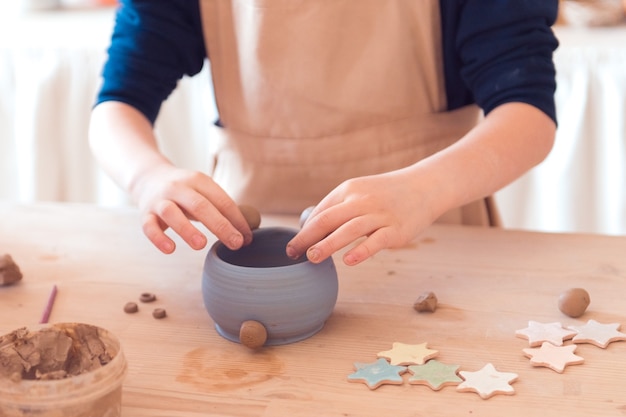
xmin=0 ymin=323 xmax=127 ymax=417
xmin=202 ymin=227 xmax=338 ymax=347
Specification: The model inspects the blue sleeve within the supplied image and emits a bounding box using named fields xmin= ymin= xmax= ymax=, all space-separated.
xmin=441 ymin=0 xmax=559 ymax=124
xmin=96 ymin=0 xmax=206 ymax=124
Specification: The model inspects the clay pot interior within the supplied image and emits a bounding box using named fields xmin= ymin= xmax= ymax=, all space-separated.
xmin=215 ymin=228 xmax=306 ymax=268
xmin=202 ymin=227 xmax=338 ymax=348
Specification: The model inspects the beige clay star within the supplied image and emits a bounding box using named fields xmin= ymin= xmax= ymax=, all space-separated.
xmin=523 ymin=342 xmax=584 ymax=373
xmin=377 ymin=342 xmax=439 ymax=366
xmin=567 ymin=319 xmax=626 ymax=348
xmin=515 ymin=321 xmax=577 ymax=347
xmin=457 ymin=363 xmax=518 ymax=400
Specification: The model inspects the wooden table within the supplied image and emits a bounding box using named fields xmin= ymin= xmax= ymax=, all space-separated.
xmin=1 ymin=203 xmax=625 ymax=416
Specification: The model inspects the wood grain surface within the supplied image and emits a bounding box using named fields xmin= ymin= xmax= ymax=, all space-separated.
xmin=1 ymin=203 xmax=625 ymax=416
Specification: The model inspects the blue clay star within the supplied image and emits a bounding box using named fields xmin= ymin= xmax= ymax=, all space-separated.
xmin=347 ymin=358 xmax=407 ymax=389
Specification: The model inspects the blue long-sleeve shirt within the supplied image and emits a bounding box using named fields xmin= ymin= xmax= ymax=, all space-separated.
xmin=97 ymin=0 xmax=559 ymax=126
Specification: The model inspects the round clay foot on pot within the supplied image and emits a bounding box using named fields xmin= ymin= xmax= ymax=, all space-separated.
xmin=239 ymin=320 xmax=267 ymax=349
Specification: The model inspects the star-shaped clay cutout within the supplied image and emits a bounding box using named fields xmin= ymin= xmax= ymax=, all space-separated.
xmin=515 ymin=321 xmax=576 ymax=347
xmin=522 ymin=342 xmax=584 ymax=373
xmin=567 ymin=319 xmax=626 ymax=348
xmin=377 ymin=342 xmax=439 ymax=365
xmin=407 ymin=360 xmax=462 ymax=390
xmin=457 ymin=363 xmax=518 ymax=399
xmin=347 ymin=358 xmax=407 ymax=389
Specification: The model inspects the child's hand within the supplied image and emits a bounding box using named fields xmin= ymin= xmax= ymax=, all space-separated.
xmin=286 ymin=168 xmax=435 ymax=266
xmin=131 ymin=164 xmax=253 ymax=254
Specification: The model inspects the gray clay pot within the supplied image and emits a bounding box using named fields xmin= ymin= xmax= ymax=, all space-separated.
xmin=202 ymin=227 xmax=338 ymax=347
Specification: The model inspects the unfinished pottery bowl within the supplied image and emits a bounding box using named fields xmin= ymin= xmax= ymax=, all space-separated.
xmin=202 ymin=227 xmax=338 ymax=347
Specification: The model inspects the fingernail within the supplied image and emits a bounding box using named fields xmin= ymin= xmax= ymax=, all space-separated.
xmin=286 ymin=245 xmax=298 ymax=259
xmin=229 ymin=234 xmax=243 ymax=249
xmin=306 ymin=247 xmax=320 ymax=263
xmin=344 ymin=253 xmax=359 ymax=266
xmin=161 ymin=241 xmax=175 ymax=253
xmin=192 ymin=234 xmax=206 ymax=248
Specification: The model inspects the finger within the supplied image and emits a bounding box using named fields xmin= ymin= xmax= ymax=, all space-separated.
xmin=286 ymin=202 xmax=349 ymax=259
xmin=153 ymin=199 xmax=209 ymax=250
xmin=342 ymin=227 xmax=392 ymax=266
xmin=142 ymin=213 xmax=176 ymax=254
xmin=188 ymin=181 xmax=253 ymax=246
xmin=168 ymin=184 xmax=246 ymax=249
xmin=304 ymin=215 xmax=376 ymax=264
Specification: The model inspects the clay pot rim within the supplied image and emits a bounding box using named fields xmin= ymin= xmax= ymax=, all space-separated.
xmin=209 ymin=226 xmax=311 ymax=270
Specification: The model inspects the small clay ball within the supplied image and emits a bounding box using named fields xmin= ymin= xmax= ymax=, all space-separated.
xmin=123 ymin=302 xmax=139 ymax=314
xmin=239 ymin=320 xmax=267 ymax=350
xmin=558 ymin=287 xmax=590 ymax=318
xmin=413 ymin=291 xmax=438 ymax=313
xmin=299 ymin=206 xmax=315 ymax=228
xmin=139 ymin=292 xmax=157 ymax=303
xmin=239 ymin=205 xmax=261 ymax=230
xmin=152 ymin=308 xmax=167 ymax=319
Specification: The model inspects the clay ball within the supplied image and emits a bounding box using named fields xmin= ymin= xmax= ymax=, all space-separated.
xmin=239 ymin=320 xmax=267 ymax=350
xmin=299 ymin=206 xmax=315 ymax=228
xmin=558 ymin=287 xmax=590 ymax=318
xmin=239 ymin=205 xmax=261 ymax=230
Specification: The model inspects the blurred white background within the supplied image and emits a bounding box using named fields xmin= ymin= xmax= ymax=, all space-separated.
xmin=1 ymin=4 xmax=625 ymax=235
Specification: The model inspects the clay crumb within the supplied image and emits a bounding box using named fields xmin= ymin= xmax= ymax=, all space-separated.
xmin=123 ymin=302 xmax=139 ymax=314
xmin=413 ymin=291 xmax=438 ymax=313
xmin=139 ymin=292 xmax=157 ymax=303
xmin=0 ymin=254 xmax=23 ymax=286
xmin=152 ymin=308 xmax=167 ymax=319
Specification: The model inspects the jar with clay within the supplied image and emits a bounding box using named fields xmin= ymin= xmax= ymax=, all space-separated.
xmin=0 ymin=323 xmax=127 ymax=417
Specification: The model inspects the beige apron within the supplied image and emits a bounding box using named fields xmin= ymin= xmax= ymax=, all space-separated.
xmin=199 ymin=0 xmax=500 ymax=226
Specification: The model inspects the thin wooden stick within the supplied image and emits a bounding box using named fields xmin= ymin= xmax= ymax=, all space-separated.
xmin=39 ymin=285 xmax=58 ymax=324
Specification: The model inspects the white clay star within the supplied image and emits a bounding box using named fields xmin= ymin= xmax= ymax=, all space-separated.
xmin=457 ymin=363 xmax=518 ymax=399
xmin=567 ymin=319 xmax=626 ymax=348
xmin=515 ymin=321 xmax=577 ymax=347
xmin=523 ymin=342 xmax=584 ymax=373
